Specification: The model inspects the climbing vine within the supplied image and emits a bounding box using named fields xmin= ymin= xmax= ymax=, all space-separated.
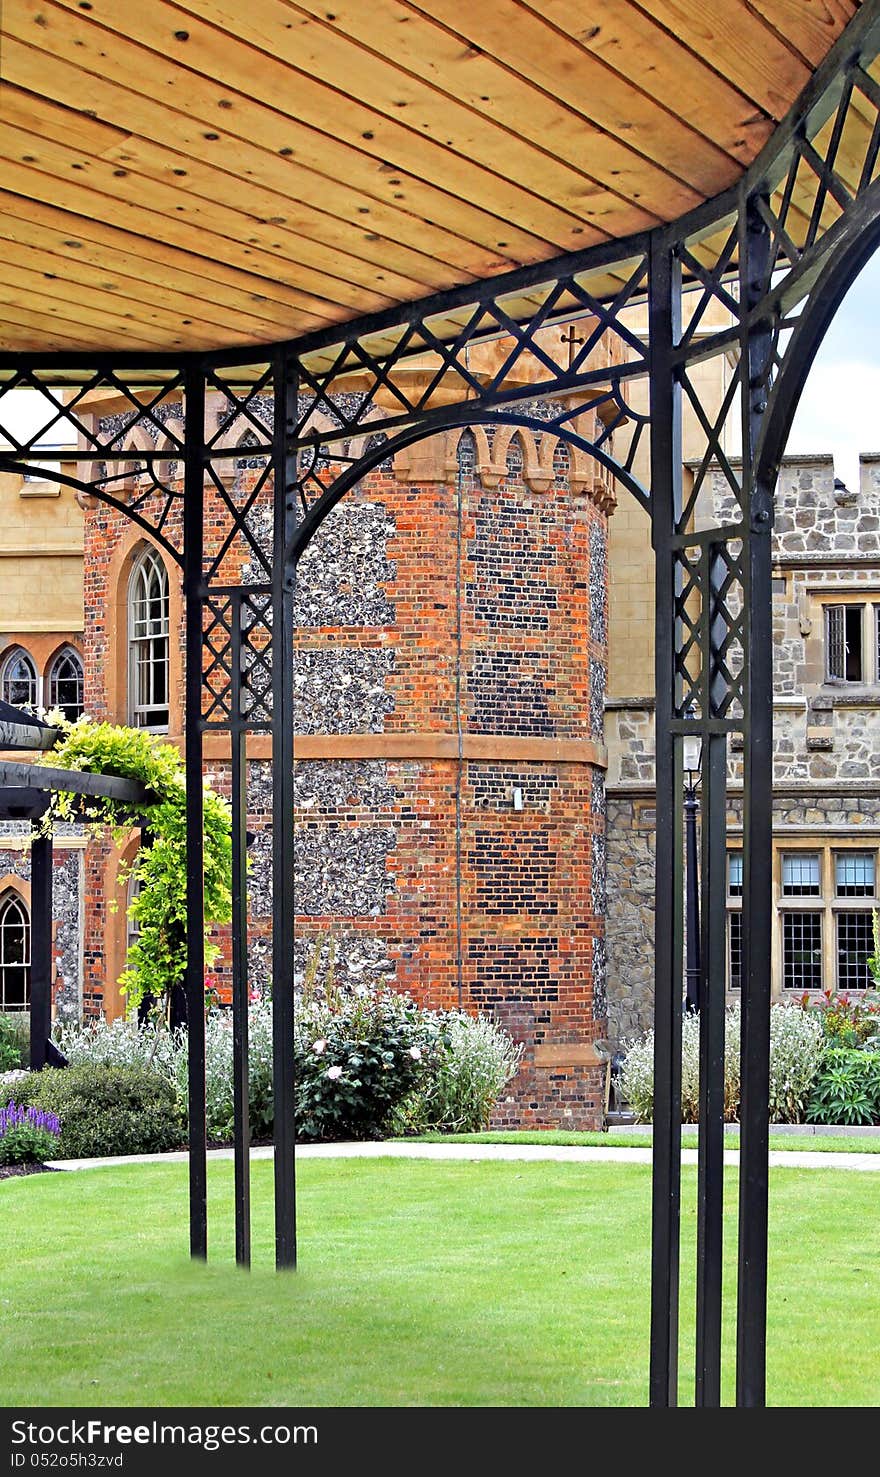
xmin=39 ymin=717 xmax=232 ymax=1016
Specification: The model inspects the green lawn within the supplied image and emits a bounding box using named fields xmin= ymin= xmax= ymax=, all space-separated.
xmin=404 ymin=1129 xmax=880 ymax=1153
xmin=3 ymin=1157 xmax=879 ymax=1407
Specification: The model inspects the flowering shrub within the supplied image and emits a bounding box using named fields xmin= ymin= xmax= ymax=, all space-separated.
xmin=393 ymin=1010 xmax=524 ymax=1133
xmin=55 ymin=991 xmax=521 ymax=1146
xmin=0 ymin=1064 xmax=184 ymax=1159
xmin=294 ymin=987 xmax=442 ymax=1140
xmin=767 ymin=1004 xmax=824 ymax=1122
xmin=0 ymin=1102 xmax=61 ymax=1165
xmin=799 ymin=989 xmax=880 ymax=1048
xmin=619 ymin=1002 xmax=823 ymax=1123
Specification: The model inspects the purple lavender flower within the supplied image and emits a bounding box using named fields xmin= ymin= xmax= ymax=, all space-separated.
xmin=0 ymin=1102 xmax=61 ymax=1140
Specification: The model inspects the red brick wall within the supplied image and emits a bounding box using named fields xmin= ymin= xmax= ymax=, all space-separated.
xmin=293 ymin=421 xmax=610 ymax=1128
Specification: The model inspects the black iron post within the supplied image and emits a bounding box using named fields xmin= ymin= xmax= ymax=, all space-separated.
xmin=736 ymin=197 xmax=775 ymax=1408
xmin=230 ymin=591 xmax=252 ymax=1269
xmin=29 ymin=823 xmax=53 ymax=1070
xmin=272 ymin=354 xmax=298 ymax=1270
xmin=648 ymin=233 xmax=684 ymax=1408
xmin=694 ymin=542 xmax=728 ymax=1408
xmin=183 ymin=366 xmax=208 ymax=1261
xmin=684 ymin=754 xmax=701 ymax=1015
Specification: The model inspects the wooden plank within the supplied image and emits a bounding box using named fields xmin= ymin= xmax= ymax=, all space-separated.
xmin=0 ymin=82 xmax=519 ymax=291
xmin=634 ymin=0 xmax=813 ymax=119
xmin=0 ymin=215 xmax=311 ymax=342
xmin=747 ymin=0 xmax=858 ymax=67
xmin=0 ymin=155 xmax=406 ymax=330
xmin=161 ymin=0 xmax=691 ymax=223
xmin=0 ymin=257 xmax=225 ymax=351
xmin=0 ymin=191 xmax=343 ymax=330
xmin=0 ymin=789 xmax=51 ymax=816
xmin=26 ymin=0 xmax=592 ymax=250
xmin=0 ymin=296 xmax=173 ymax=352
xmin=0 ymin=76 xmax=569 ymax=293
xmin=170 ymin=0 xmax=706 ymax=219
xmin=0 ymin=118 xmax=437 ymax=311
xmin=0 ymin=759 xmax=155 ymax=805
xmin=288 ymin=0 xmax=762 ymax=184
xmin=515 ymin=0 xmax=776 ymax=156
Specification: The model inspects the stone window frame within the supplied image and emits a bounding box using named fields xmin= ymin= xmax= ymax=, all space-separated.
xmin=726 ymin=850 xmax=743 ymax=992
xmin=127 ymin=545 xmax=171 ymax=732
xmin=0 ymin=881 xmax=30 ymax=1012
xmin=0 ymin=645 xmax=39 ymax=711
xmin=772 ymin=839 xmax=878 ymax=997
xmin=46 ymin=645 xmax=85 ymax=723
xmin=726 ymin=839 xmax=879 ymax=997
xmin=817 ymin=592 xmax=880 ymax=688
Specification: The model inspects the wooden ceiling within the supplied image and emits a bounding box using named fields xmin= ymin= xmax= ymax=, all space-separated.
xmin=0 ymin=0 xmax=863 ymax=355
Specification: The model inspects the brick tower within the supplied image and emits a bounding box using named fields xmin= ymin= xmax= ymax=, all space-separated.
xmin=78 ymin=349 xmax=617 ymax=1128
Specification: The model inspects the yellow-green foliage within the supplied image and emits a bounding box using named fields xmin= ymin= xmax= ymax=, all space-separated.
xmin=41 ymin=719 xmax=231 ymax=1013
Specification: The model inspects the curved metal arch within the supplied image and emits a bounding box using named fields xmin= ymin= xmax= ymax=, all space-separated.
xmin=0 ymin=458 xmax=183 ymax=567
xmin=756 ymin=202 xmax=880 ymax=491
xmin=291 ymin=405 xmax=649 ymax=564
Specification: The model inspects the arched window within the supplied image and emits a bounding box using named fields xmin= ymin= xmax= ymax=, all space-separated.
xmin=1 ymin=648 xmax=38 ymax=711
xmin=128 ymin=548 xmax=169 ymax=730
xmin=47 ymin=647 xmax=84 ymax=723
xmin=126 ymin=870 xmax=141 ymax=964
xmin=0 ymin=891 xmax=30 ymax=1010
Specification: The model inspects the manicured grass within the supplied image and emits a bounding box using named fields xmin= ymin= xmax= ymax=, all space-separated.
xmin=3 ymin=1157 xmax=879 ymax=1406
xmin=404 ymin=1129 xmax=880 ymax=1153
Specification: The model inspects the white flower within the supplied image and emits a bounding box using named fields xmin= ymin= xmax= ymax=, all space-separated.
xmin=326 ymin=1064 xmax=343 ymax=1080
xmin=409 ymin=1046 xmax=422 ymax=1060
xmin=312 ymin=1038 xmax=327 ymax=1055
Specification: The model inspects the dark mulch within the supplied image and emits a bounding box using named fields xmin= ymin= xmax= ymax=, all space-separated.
xmin=0 ymin=1163 xmax=61 ymax=1181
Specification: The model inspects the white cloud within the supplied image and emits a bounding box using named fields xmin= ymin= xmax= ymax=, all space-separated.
xmin=786 ymin=356 xmax=880 ymax=492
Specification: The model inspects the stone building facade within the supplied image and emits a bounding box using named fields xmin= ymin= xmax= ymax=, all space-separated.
xmin=63 ymin=364 xmax=615 ymax=1128
xmin=605 ymin=451 xmax=880 ymax=1047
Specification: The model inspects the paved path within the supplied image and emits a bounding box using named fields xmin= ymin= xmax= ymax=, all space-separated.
xmin=46 ymin=1141 xmax=880 ymax=1173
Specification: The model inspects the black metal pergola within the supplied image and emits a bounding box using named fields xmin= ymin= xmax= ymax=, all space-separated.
xmin=3 ymin=2 xmax=880 ymax=1408
xmin=0 ymin=701 xmax=155 ymax=1068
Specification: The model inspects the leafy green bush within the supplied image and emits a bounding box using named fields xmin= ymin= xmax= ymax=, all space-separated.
xmin=394 ymin=1010 xmax=524 ymax=1133
xmin=0 ymin=1102 xmax=61 ymax=1164
xmin=0 ymin=1013 xmax=29 ymax=1072
xmin=294 ymin=988 xmax=442 ymax=1141
xmin=40 ymin=719 xmax=232 ymax=1017
xmin=55 ymin=1007 xmax=275 ymax=1144
xmin=619 ymin=1002 xmax=823 ymax=1124
xmin=0 ymin=1064 xmax=185 ymax=1159
xmin=806 ymin=1047 xmax=880 ymax=1125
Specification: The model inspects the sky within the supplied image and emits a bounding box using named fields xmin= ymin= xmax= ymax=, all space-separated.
xmin=785 ymin=249 xmax=880 ymax=493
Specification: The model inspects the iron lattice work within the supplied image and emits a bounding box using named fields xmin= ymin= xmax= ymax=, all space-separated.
xmin=2 ymin=0 xmax=880 ymax=1409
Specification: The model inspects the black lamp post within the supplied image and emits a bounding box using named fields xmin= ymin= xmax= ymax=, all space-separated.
xmin=683 ymin=717 xmax=703 ymax=1014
